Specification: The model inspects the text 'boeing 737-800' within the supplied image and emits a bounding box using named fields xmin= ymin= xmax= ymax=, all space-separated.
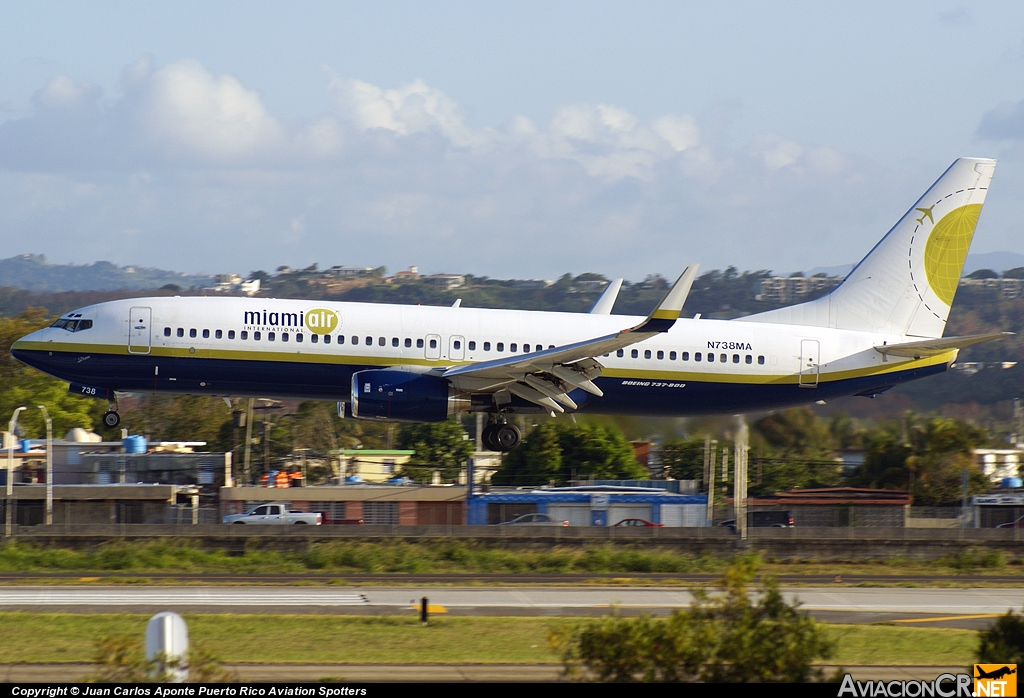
xmin=11 ymin=158 xmax=1012 ymax=451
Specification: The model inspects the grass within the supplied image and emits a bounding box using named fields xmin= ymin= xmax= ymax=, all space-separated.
xmin=0 ymin=612 xmax=980 ymax=666
xmin=2 ymin=539 xmax=1024 ymax=579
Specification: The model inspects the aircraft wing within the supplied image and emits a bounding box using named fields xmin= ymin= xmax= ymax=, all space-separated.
xmin=441 ymin=265 xmax=698 ymax=413
xmin=874 ymin=332 xmax=1013 ymax=358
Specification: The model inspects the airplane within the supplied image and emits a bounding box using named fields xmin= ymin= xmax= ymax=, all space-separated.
xmin=915 ymin=205 xmax=935 ymax=226
xmin=975 ymin=666 xmax=1016 ymax=680
xmin=11 ymin=157 xmax=1012 ymax=452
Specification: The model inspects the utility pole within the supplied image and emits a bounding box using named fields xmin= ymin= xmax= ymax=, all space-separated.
xmin=734 ymin=416 xmax=749 ymax=541
xmin=243 ymin=398 xmax=254 ymax=485
xmin=37 ymin=406 xmax=53 ymax=525
xmin=705 ymin=439 xmax=717 ymax=527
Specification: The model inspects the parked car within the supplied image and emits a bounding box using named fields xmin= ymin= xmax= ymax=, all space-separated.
xmin=317 ymin=511 xmax=364 ymax=525
xmin=613 ymin=518 xmax=663 ymax=527
xmin=496 ymin=513 xmax=569 ymax=526
xmin=996 ymin=515 xmax=1024 ymax=529
xmin=223 ymin=503 xmax=322 ymax=525
xmin=719 ymin=511 xmax=794 ymax=533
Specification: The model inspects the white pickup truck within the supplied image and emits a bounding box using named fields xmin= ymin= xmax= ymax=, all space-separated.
xmin=223 ymin=504 xmax=322 ymax=525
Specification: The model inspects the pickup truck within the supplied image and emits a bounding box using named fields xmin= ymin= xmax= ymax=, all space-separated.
xmin=223 ymin=504 xmax=322 ymax=525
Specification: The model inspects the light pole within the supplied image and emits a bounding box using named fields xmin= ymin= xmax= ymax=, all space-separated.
xmin=37 ymin=406 xmax=52 ymax=526
xmin=5 ymin=406 xmax=26 ymax=537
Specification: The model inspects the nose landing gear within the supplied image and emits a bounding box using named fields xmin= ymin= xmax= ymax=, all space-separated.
xmin=102 ymin=396 xmax=120 ymax=429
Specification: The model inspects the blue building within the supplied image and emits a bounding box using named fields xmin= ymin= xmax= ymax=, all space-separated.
xmin=467 ymin=486 xmax=708 ymax=526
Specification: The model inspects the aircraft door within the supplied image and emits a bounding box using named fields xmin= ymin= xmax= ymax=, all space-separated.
xmin=128 ymin=307 xmax=152 ymax=355
xmin=449 ymin=335 xmax=465 ymax=361
xmin=425 ymin=334 xmax=442 ymax=360
xmin=799 ymin=339 xmax=819 ymax=387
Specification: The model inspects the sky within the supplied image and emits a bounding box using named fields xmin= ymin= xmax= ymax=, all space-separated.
xmin=2 ymin=1 xmax=1024 ymax=280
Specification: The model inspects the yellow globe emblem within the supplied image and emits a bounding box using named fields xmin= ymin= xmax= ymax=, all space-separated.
xmin=923 ymin=204 xmax=982 ymax=306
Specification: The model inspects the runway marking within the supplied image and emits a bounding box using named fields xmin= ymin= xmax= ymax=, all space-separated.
xmin=890 ymin=614 xmax=1003 ymax=624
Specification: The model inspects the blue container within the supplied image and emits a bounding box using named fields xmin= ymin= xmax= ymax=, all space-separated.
xmin=1002 ymin=477 xmax=1023 ymax=489
xmin=123 ymin=435 xmax=147 ymax=453
xmin=18 ymin=439 xmax=31 ymax=453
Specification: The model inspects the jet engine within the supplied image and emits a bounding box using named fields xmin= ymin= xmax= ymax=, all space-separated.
xmin=350 ymin=369 xmax=468 ymax=422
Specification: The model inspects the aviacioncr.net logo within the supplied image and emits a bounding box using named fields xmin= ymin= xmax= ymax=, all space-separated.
xmin=304 ymin=308 xmax=340 ymax=335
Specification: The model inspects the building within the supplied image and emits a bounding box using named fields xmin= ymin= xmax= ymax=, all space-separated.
xmin=958 ymin=277 xmax=1024 ymax=299
xmin=79 ymin=452 xmax=232 ymax=490
xmin=974 ymin=449 xmax=1023 ymax=482
xmin=426 ymin=273 xmax=465 ymax=290
xmin=334 ymin=449 xmax=414 ymax=483
xmin=1 ymin=483 xmax=196 ymax=525
xmin=221 ymin=484 xmax=465 ymax=525
xmin=745 ymin=487 xmax=911 ymax=527
xmin=467 ymin=486 xmax=708 ymax=526
xmin=756 ymin=276 xmax=843 ymax=304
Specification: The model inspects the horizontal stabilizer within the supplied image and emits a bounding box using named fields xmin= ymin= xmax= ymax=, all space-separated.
xmin=874 ymin=332 xmax=1013 ymax=358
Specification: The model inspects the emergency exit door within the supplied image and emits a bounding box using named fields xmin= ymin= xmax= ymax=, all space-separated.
xmin=128 ymin=307 xmax=152 ymax=355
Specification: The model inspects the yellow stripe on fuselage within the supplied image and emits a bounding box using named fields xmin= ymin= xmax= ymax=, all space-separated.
xmin=13 ymin=340 xmax=954 ymax=387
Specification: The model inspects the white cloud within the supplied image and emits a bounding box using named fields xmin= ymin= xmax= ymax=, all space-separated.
xmin=0 ymin=58 xmax=908 ymax=279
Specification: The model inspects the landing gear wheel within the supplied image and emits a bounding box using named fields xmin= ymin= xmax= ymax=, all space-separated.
xmin=482 ymin=424 xmax=501 ymax=451
xmin=102 ymin=411 xmax=121 ymax=429
xmin=495 ymin=424 xmax=522 ymax=452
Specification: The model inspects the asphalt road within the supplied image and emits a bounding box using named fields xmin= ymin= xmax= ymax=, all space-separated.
xmin=1 ymin=585 xmax=1021 ymax=628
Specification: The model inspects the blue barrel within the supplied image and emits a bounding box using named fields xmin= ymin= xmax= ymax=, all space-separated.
xmin=1002 ymin=477 xmax=1022 ymax=489
xmin=18 ymin=439 xmax=31 ymax=452
xmin=123 ymin=435 xmax=147 ymax=453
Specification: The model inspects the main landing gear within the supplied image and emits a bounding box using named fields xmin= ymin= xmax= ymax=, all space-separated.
xmin=481 ymin=418 xmax=521 ymax=452
xmin=102 ymin=396 xmax=120 ymax=429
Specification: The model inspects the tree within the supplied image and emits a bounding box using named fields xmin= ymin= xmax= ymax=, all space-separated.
xmin=968 ymin=269 xmax=1000 ymax=280
xmin=550 ymin=558 xmax=834 ymax=682
xmin=396 ymin=419 xmax=474 ymax=483
xmin=492 ymin=422 xmax=646 ymax=486
xmin=977 ymin=611 xmax=1024 ymax=665
xmin=88 ymin=636 xmax=236 ymax=683
xmin=658 ymin=438 xmax=705 ymax=480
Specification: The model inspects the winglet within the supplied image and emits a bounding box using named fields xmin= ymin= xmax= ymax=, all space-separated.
xmin=589 ymin=279 xmax=623 ymax=314
xmin=632 ymin=265 xmax=699 ymax=332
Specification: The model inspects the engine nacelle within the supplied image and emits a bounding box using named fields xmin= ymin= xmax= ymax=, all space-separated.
xmin=350 ymin=369 xmax=467 ymax=422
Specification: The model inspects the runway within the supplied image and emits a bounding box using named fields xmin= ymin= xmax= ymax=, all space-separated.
xmin=1 ymin=585 xmax=1021 ymax=627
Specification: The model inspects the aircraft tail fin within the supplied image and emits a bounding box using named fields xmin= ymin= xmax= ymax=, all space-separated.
xmin=745 ymin=158 xmax=996 ymax=338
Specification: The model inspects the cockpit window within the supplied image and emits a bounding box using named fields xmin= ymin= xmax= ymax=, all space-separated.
xmin=50 ymin=318 xmax=93 ymax=332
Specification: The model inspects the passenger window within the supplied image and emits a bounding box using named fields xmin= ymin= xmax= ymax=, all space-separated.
xmin=215 ymin=330 xmax=222 ymax=339
xmin=240 ymin=331 xmax=248 ymax=340
xmin=325 ymin=335 xmax=333 ymax=344
xmin=695 ymin=352 xmax=702 ymax=362
xmin=617 ymin=349 xmax=624 ymax=357
xmin=454 ymin=340 xmax=462 ymax=350
xmin=190 ymin=329 xmax=197 ymax=338
xmin=523 ymin=344 xmax=529 ymax=352
xmin=510 ymin=343 xmax=518 ymax=352
xmin=644 ymin=350 xmax=652 ymax=359
xmin=405 ymin=338 xmax=412 ymax=348
xmin=483 ymin=342 xmax=490 ymax=351
xmin=682 ymin=352 xmax=689 ymax=361
xmin=228 ymin=330 xmax=235 ymax=339
xmin=549 ymin=345 xmax=555 ymax=349
xmin=295 ymin=333 xmax=302 ymax=343
xmin=745 ymin=355 xmax=752 ymax=364
xmin=177 ymin=328 xmax=184 ymax=337
xmin=732 ymin=354 xmax=739 ymax=363
xmin=631 ymin=349 xmax=639 ymax=358
xmin=164 ymin=327 xmax=171 ymax=337
xmin=392 ymin=337 xmax=399 ymax=347
xmin=497 ymin=343 xmax=504 ymax=352
xmin=708 ymin=353 xmax=715 ymax=363
xmin=311 ymin=334 xmax=318 ymax=344
xmin=281 ymin=333 xmax=289 ymax=342
xmin=758 ymin=355 xmax=765 ymax=365
xmin=468 ymin=341 xmax=476 ymax=351
xmin=202 ymin=329 xmax=210 ymax=339
xmin=720 ymin=354 xmax=727 ymax=363
xmin=268 ymin=332 xmax=276 ymax=341
xmin=352 ymin=336 xmax=359 ymax=345
xmin=376 ymin=337 xmax=383 ymax=346
xmin=669 ymin=351 xmax=676 ymax=360
xmin=253 ymin=331 xmax=261 ymax=340
xmin=429 ymin=338 xmax=437 ymax=349
xmin=657 ymin=350 xmax=664 ymax=360
xmin=416 ymin=338 xmax=424 ymax=349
